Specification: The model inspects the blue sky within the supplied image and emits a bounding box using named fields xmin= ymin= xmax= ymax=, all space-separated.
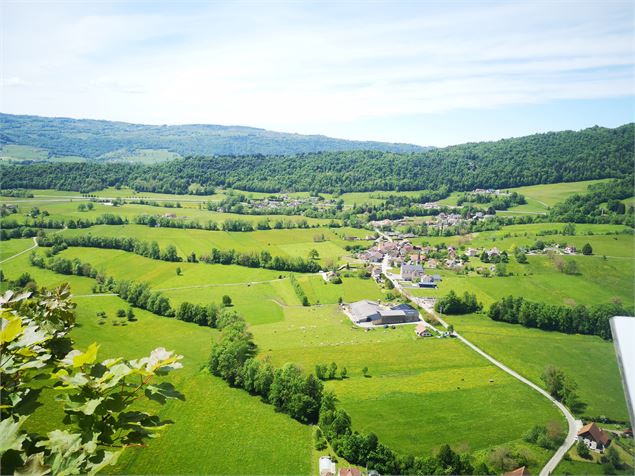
xmin=1 ymin=1 xmax=633 ymax=146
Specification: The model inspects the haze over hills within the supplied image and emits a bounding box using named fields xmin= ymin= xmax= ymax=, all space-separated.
xmin=0 ymin=113 xmax=427 ymax=162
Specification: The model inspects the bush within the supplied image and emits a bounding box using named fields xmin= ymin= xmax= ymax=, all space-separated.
xmin=577 ymin=440 xmax=591 ymax=459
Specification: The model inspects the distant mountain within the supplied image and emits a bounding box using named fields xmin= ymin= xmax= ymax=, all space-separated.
xmin=0 ymin=113 xmax=427 ymax=161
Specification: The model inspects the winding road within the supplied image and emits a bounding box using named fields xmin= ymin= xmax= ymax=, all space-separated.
xmin=382 ymin=256 xmax=581 ymax=475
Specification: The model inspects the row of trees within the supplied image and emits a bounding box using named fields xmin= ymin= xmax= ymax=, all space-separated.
xmin=134 ymin=214 xmax=315 ymax=231
xmin=456 ymin=191 xmax=527 ymax=210
xmin=208 ymin=312 xmax=323 ymax=424
xmin=28 ymin=252 xmax=232 ymax=329
xmin=39 ymin=234 xmax=182 ymax=262
xmin=488 ymin=296 xmax=633 ymax=340
xmin=200 ymin=248 xmax=321 ymax=274
xmin=208 ymin=311 xmax=484 ymax=474
xmin=435 ymin=290 xmax=482 ymax=314
xmin=289 ymin=273 xmax=310 ymax=306
xmin=1 ymin=213 xmax=128 ymax=231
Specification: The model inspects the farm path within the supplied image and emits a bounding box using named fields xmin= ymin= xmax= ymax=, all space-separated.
xmin=0 ymin=236 xmax=38 ymax=264
xmin=383 ymin=258 xmax=581 ymax=476
xmin=425 ymin=304 xmax=582 ymax=476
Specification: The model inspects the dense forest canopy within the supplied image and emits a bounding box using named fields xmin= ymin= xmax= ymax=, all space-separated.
xmin=0 ymin=113 xmax=425 ymax=159
xmin=1 ymin=123 xmax=633 ymax=194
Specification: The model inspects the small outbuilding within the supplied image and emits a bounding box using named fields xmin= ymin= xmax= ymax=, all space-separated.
xmin=504 ymin=466 xmax=530 ymax=476
xmin=415 ymin=323 xmax=432 ymax=337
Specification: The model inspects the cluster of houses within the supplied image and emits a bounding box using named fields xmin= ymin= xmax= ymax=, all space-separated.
xmin=240 ymin=194 xmax=335 ymax=212
xmin=472 ymin=188 xmax=508 ymax=195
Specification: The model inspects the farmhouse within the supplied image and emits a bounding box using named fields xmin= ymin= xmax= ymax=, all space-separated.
xmin=577 ymin=422 xmax=611 ymax=452
xmin=401 ymin=262 xmax=424 ymax=281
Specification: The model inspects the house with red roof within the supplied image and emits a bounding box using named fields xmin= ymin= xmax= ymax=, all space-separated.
xmin=577 ymin=422 xmax=611 ymax=452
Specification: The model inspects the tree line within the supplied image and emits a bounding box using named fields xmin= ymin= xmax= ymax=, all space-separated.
xmin=27 ymin=252 xmax=229 ymax=329
xmin=434 ymin=290 xmax=482 ymax=314
xmin=3 ymin=123 xmax=632 ymax=193
xmin=488 ymin=296 xmax=633 ymax=340
xmin=37 ymin=233 xmax=323 ymax=274
xmin=199 ymin=248 xmax=321 ymax=273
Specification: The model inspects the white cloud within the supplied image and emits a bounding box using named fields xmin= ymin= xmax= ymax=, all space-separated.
xmin=1 ymin=0 xmax=633 ymax=141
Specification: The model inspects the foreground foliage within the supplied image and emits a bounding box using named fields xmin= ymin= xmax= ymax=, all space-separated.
xmin=0 ymin=285 xmax=184 ymax=474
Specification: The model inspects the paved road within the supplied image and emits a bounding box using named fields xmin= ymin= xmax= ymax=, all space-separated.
xmin=383 ymin=262 xmax=581 ymax=475
xmin=0 ymin=236 xmax=38 ymax=264
xmin=424 ymin=305 xmax=581 ymax=476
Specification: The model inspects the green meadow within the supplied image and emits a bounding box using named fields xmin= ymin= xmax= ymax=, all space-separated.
xmin=253 ymin=305 xmax=563 ymax=458
xmin=444 ymin=314 xmax=629 ymax=421
xmin=1 ymin=197 xmax=334 ymax=226
xmin=60 ymin=224 xmax=368 ymax=264
xmin=2 ymin=245 xmax=564 ymax=470
xmin=435 ymin=179 xmax=612 ymax=214
xmin=1 ymin=181 xmax=632 ymax=474
xmin=14 ymin=270 xmax=313 ymax=474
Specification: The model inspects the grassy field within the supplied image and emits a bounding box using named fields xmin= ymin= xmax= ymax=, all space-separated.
xmin=410 ymin=252 xmax=634 ymax=308
xmin=0 ymin=197 xmax=335 ymax=227
xmin=19 ymin=283 xmax=313 ymax=474
xmin=253 ymin=305 xmax=563 ymax=457
xmin=3 ymin=183 xmax=633 ymax=473
xmin=59 ymin=224 xmax=368 ymax=264
xmin=0 ymin=237 xmax=34 ymax=261
xmin=3 ymin=246 xmax=564 ymax=464
xmin=436 ymin=179 xmax=612 ymax=214
xmin=444 ymin=314 xmax=629 ymax=421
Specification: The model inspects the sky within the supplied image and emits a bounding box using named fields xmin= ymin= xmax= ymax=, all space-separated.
xmin=1 ymin=0 xmax=634 ymax=146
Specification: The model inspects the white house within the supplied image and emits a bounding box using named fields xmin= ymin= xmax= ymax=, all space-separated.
xmin=319 ymin=456 xmax=336 ymax=476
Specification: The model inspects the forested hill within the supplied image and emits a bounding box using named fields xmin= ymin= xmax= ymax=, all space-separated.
xmin=2 ymin=123 xmax=633 ymax=194
xmin=0 ymin=113 xmax=425 ymax=159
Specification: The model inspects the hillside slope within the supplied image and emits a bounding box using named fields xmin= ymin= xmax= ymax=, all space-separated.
xmin=0 ymin=113 xmax=426 ymax=160
xmin=2 ymin=123 xmax=632 ymax=194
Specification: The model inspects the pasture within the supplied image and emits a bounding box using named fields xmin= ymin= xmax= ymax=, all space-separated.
xmin=59 ymin=224 xmax=369 ymax=264
xmin=443 ymin=314 xmax=629 ymax=421
xmin=253 ymin=305 xmax=563 ymax=458
xmin=0 ymin=197 xmax=335 ymax=227
xmin=22 ymin=284 xmax=313 ymax=475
